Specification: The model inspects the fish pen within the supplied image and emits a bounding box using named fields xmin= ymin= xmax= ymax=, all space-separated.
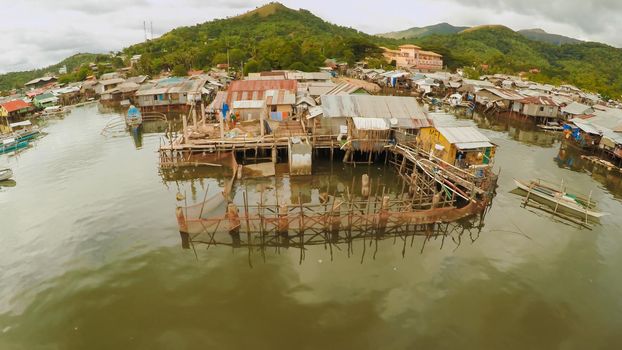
xmin=180 ymin=213 xmax=487 ymax=264
xmin=174 ymin=143 xmax=498 ymax=239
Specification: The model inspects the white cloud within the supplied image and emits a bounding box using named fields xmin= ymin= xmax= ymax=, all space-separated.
xmin=0 ymin=0 xmax=619 ymax=74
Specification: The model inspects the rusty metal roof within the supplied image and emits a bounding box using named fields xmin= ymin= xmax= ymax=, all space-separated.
xmin=320 ymin=95 xmax=431 ymax=128
xmin=227 ymin=79 xmax=297 ymax=105
xmin=479 ymin=87 xmax=525 ymax=100
xmin=518 ymin=95 xmax=559 ymax=106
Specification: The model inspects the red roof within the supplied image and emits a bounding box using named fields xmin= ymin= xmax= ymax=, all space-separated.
xmin=1 ymin=100 xmax=32 ymax=113
xmin=227 ymin=79 xmax=297 ymax=105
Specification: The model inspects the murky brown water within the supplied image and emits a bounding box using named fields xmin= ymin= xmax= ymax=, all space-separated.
xmin=1 ymin=105 xmax=622 ymax=349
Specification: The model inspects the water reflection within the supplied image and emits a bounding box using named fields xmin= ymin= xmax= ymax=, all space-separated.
xmin=166 ymin=158 xmax=491 ymax=264
xmin=556 ymin=143 xmax=622 ymax=200
xmin=181 ymin=216 xmax=486 ymax=265
xmin=0 ymin=179 xmax=17 ymax=188
xmin=459 ymin=111 xmax=561 ymax=148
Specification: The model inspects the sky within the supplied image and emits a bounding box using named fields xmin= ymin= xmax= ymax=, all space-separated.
xmin=1 ymin=0 xmax=619 ymax=74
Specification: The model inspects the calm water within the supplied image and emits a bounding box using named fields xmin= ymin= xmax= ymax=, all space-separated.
xmin=1 ymin=105 xmax=622 ymax=349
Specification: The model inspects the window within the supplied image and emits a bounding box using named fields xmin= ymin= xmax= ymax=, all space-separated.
xmin=539 ymin=106 xmax=545 ymax=112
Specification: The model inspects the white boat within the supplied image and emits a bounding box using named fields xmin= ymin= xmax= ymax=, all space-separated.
xmin=0 ymin=168 xmax=13 ymax=181
xmin=514 ymin=179 xmax=608 ymax=220
xmin=537 ymin=121 xmax=564 ymax=131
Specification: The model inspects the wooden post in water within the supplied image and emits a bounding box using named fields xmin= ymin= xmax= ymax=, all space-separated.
xmin=200 ymin=101 xmax=206 ymax=126
xmin=192 ymin=108 xmax=197 ymax=128
xmin=227 ymin=203 xmax=240 ymax=236
xmin=361 ymin=174 xmax=370 ymax=198
xmin=585 ymin=190 xmax=592 ymax=224
xmin=182 ymin=114 xmax=188 ymax=143
xmin=377 ymin=195 xmax=390 ymax=235
xmin=278 ymin=204 xmax=289 ymax=236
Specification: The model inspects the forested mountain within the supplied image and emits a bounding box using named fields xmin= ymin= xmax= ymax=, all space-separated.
xmin=409 ymin=26 xmax=622 ymax=98
xmin=125 ymin=2 xmax=382 ymax=76
xmin=517 ymin=29 xmax=583 ymax=46
xmin=379 ymin=23 xmax=584 ymax=46
xmin=377 ymin=23 xmax=468 ymax=39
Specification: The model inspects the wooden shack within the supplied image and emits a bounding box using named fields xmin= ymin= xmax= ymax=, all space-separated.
xmin=418 ymin=126 xmax=496 ymax=169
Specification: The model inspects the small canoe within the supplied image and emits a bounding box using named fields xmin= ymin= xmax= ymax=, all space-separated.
xmin=0 ymin=168 xmax=13 ymax=181
xmin=126 ymin=105 xmax=143 ymax=128
xmin=514 ymin=179 xmax=608 ymax=220
xmin=537 ymin=122 xmax=564 ymax=131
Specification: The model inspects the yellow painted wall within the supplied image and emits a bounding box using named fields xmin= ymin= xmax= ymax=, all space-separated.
xmin=0 ymin=107 xmax=7 ymax=118
xmin=417 ymin=127 xmax=496 ymax=166
xmin=417 ymin=127 xmax=457 ymax=164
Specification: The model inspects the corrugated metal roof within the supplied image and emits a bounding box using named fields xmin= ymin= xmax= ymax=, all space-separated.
xmin=233 ymin=100 xmax=265 ymax=109
xmin=435 ymin=126 xmax=492 ymax=145
xmin=265 ymin=89 xmax=296 ymax=105
xmin=207 ymin=91 xmax=228 ymax=112
xmin=25 ymin=76 xmax=56 ymax=86
xmin=455 ymin=141 xmax=494 ymax=150
xmin=99 ymin=78 xmax=124 ymax=86
xmin=227 ymin=79 xmax=297 ymax=105
xmin=307 ymin=106 xmax=324 ymax=119
xmin=320 ymin=95 xmax=429 ymax=127
xmin=518 ymin=96 xmax=559 ymax=106
xmin=352 ymin=117 xmax=389 ymax=130
xmin=136 ymin=88 xmax=168 ymax=96
xmin=480 ymin=87 xmax=524 ymax=100
xmin=570 ymin=119 xmax=601 ymax=134
xmin=462 ymin=79 xmax=495 ymax=88
xmin=561 ymin=102 xmax=592 ymax=115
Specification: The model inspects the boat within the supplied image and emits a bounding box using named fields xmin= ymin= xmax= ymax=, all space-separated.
xmin=8 ymin=120 xmax=40 ymax=142
xmin=40 ymin=106 xmax=66 ymax=119
xmin=0 ymin=138 xmax=29 ymax=154
xmin=125 ymin=105 xmax=143 ymax=129
xmin=0 ymin=168 xmax=13 ymax=181
xmin=513 ymin=179 xmax=608 ymax=220
xmin=537 ymin=121 xmax=564 ymax=131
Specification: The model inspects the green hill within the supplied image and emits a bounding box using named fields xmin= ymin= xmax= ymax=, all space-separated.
xmin=125 ymin=2 xmax=383 ymax=75
xmin=377 ymin=23 xmax=468 ymax=39
xmin=380 ymin=23 xmax=584 ymax=47
xmin=0 ymin=53 xmax=109 ymax=91
xmin=517 ymin=28 xmax=583 ymax=46
xmin=412 ymin=26 xmax=622 ymax=98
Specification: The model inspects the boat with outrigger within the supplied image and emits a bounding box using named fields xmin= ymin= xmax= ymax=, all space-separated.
xmin=0 ymin=167 xmax=13 ymax=181
xmin=0 ymin=137 xmax=28 ymax=154
xmin=513 ymin=178 xmax=608 ymax=222
xmin=125 ymin=105 xmax=143 ymax=130
xmin=537 ymin=121 xmax=564 ymax=132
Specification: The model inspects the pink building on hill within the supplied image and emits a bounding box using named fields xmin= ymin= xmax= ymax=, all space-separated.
xmin=382 ymin=44 xmax=443 ymax=72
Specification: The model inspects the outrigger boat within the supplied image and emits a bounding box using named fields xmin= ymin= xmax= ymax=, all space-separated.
xmin=125 ymin=105 xmax=143 ymax=130
xmin=537 ymin=121 xmax=564 ymax=132
xmin=0 ymin=138 xmax=28 ymax=154
xmin=513 ymin=178 xmax=608 ymax=220
xmin=8 ymin=120 xmax=40 ymax=142
xmin=0 ymin=168 xmax=13 ymax=181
